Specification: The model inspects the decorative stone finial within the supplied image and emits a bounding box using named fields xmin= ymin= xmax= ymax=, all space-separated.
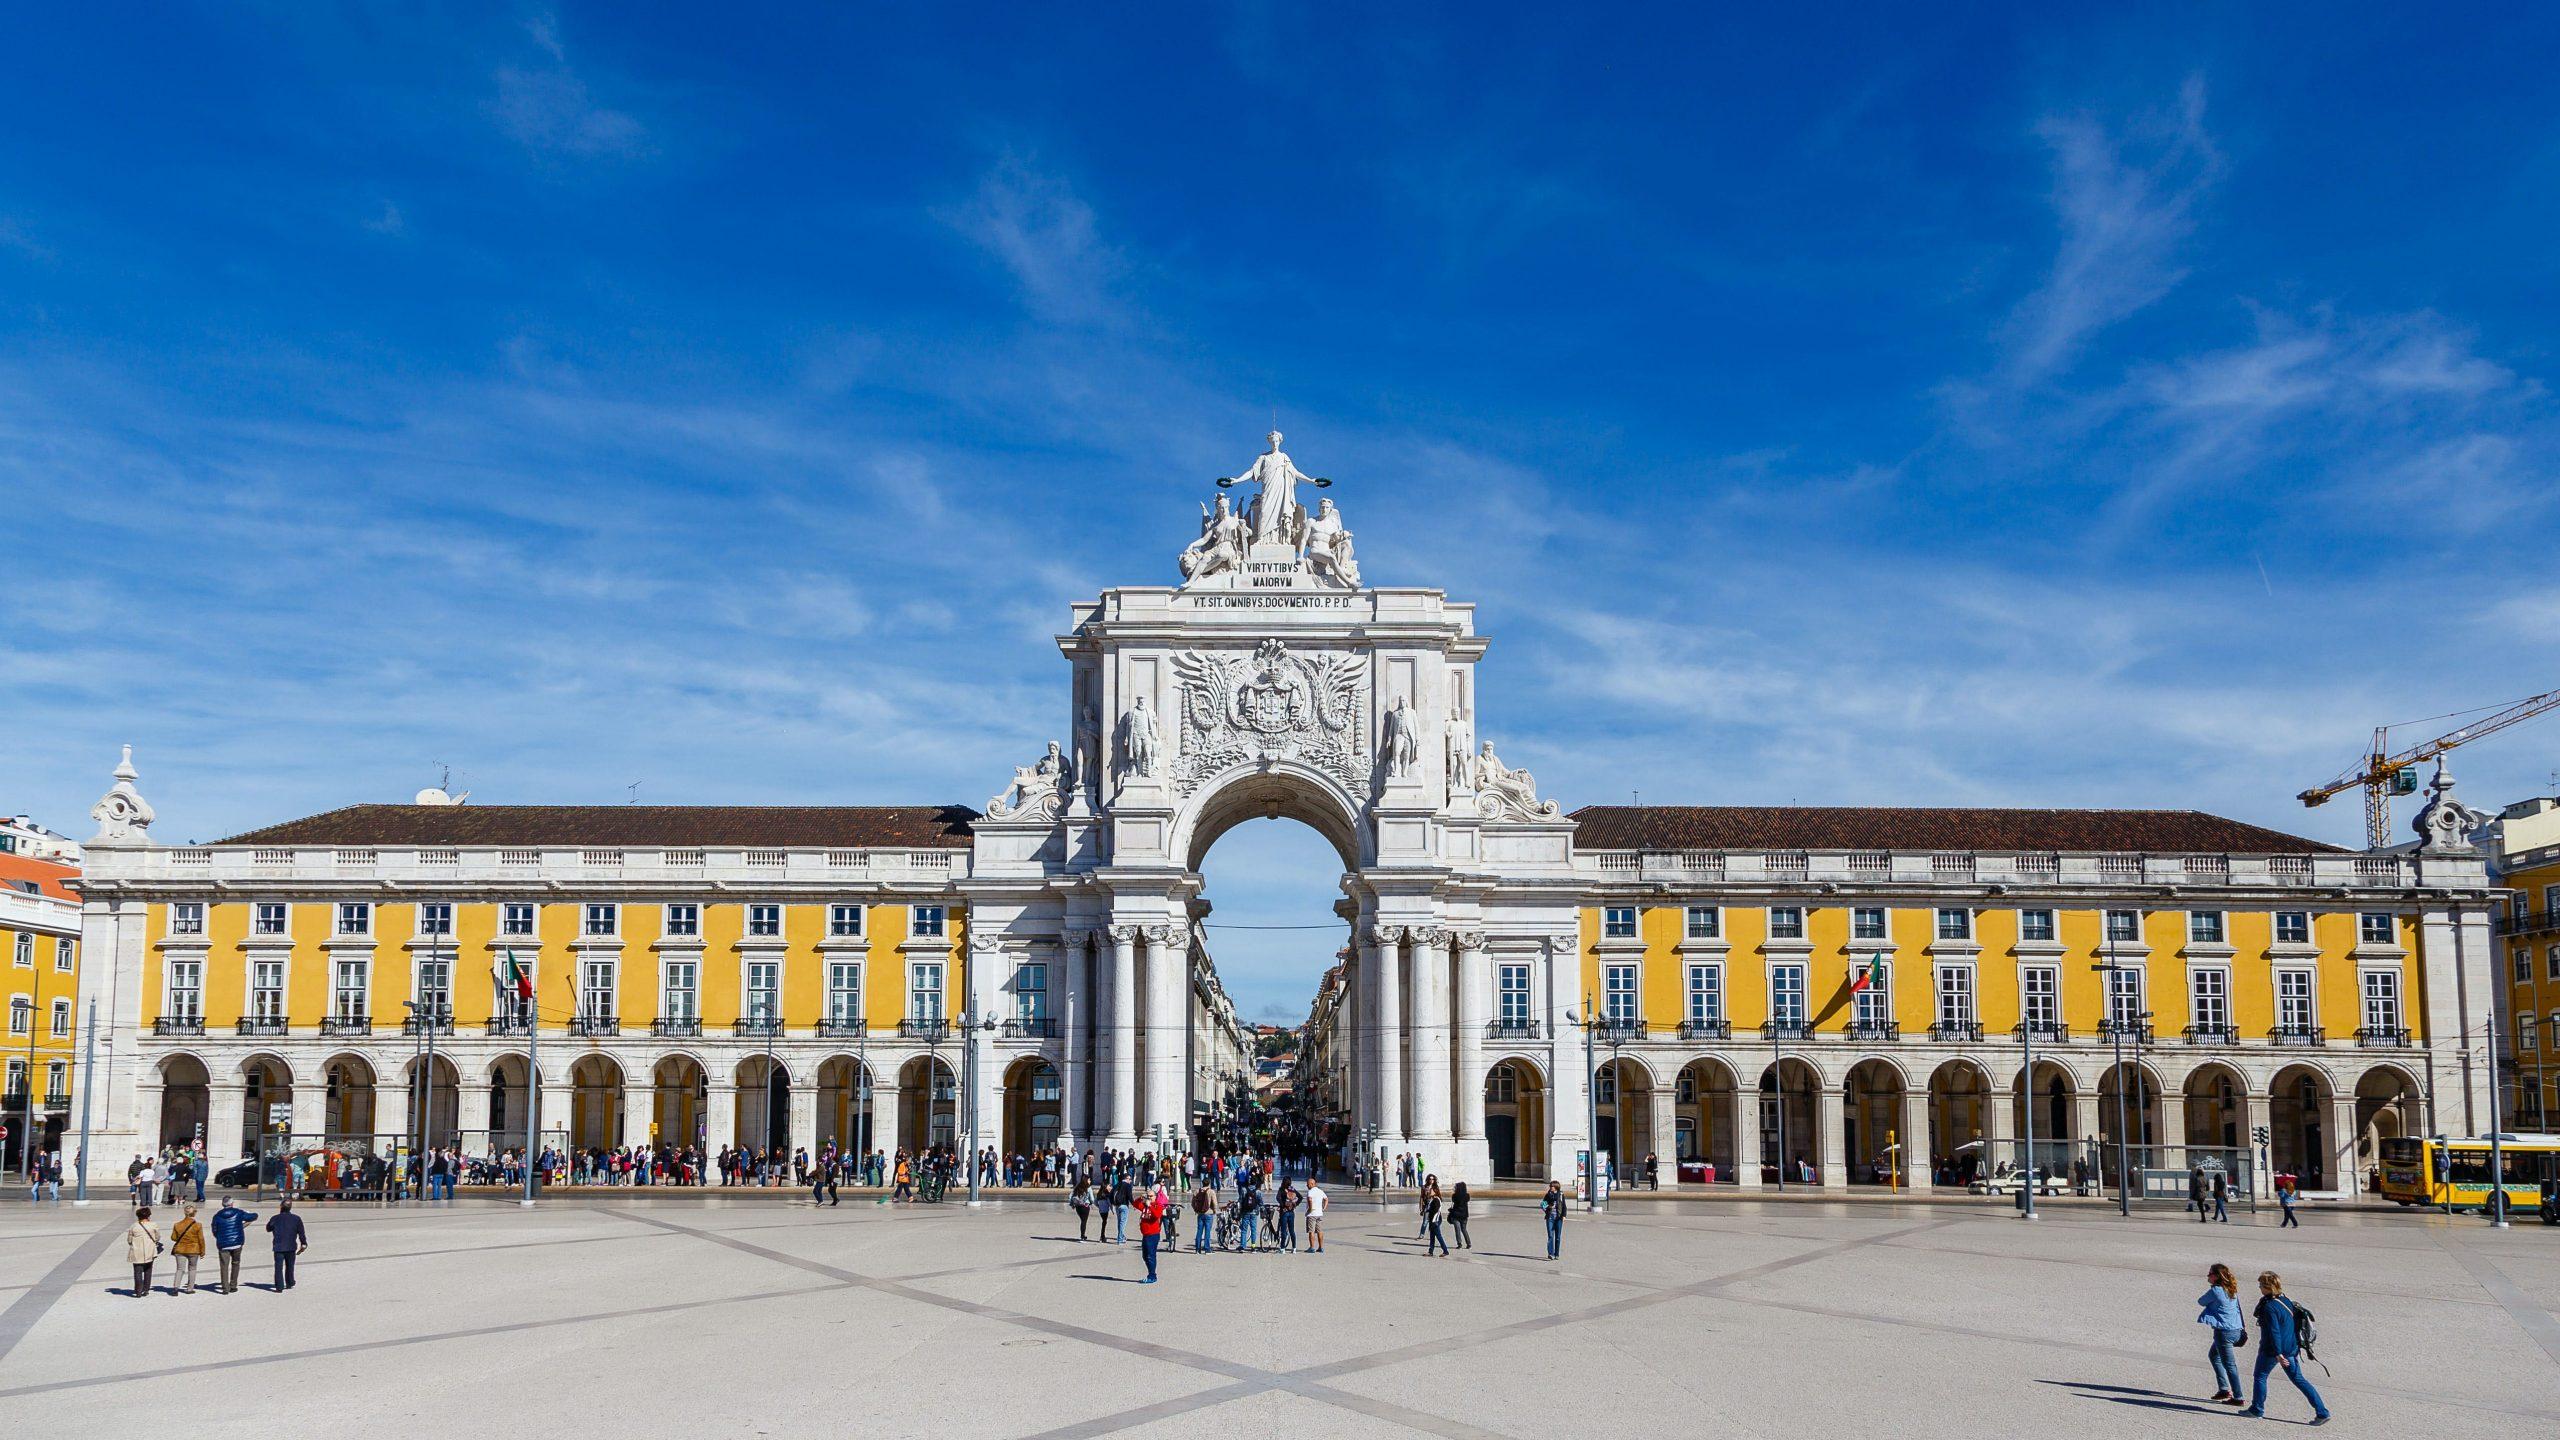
xmin=89 ymin=743 xmax=157 ymax=844
xmin=2411 ymin=757 xmax=2487 ymax=852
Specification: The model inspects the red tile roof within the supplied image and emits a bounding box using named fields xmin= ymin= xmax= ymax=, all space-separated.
xmin=0 ymin=852 xmax=80 ymax=901
xmin=214 ymin=804 xmax=977 ymax=849
xmin=1566 ymin=805 xmax=2342 ymax=854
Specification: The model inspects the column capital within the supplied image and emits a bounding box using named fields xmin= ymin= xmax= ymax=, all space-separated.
xmin=1450 ymin=928 xmax=1489 ymax=952
xmin=1105 ymin=924 xmax=1141 ymax=944
xmin=1365 ymin=924 xmax=1406 ymax=946
xmin=1140 ymin=923 xmax=1183 ymax=948
xmin=1409 ymin=925 xmax=1450 ymax=947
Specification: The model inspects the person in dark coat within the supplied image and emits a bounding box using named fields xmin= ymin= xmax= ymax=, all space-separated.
xmin=265 ymin=1198 xmax=309 ymax=1291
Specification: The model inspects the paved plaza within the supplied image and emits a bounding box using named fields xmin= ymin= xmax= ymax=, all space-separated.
xmin=0 ymin=1195 xmax=2554 ymax=1437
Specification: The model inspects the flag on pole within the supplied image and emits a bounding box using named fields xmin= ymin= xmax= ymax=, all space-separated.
xmin=494 ymin=949 xmax=533 ymax=1000
xmin=1848 ymin=952 xmax=1887 ymax=995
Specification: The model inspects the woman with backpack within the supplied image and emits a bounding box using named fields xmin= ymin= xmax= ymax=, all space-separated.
xmin=1449 ymin=1181 xmax=1473 ymax=1250
xmin=2243 ymin=1270 xmax=2330 ymax=1424
xmin=1069 ymin=1175 xmax=1094 ymax=1240
xmin=2194 ymin=1263 xmax=2246 ymax=1405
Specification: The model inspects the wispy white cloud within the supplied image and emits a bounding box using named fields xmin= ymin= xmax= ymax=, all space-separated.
xmin=487 ymin=13 xmax=648 ymax=162
xmin=941 ymin=156 xmax=1126 ymax=327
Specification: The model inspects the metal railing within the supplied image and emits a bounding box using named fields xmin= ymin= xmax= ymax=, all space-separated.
xmin=816 ymin=1019 xmax=866 ymax=1038
xmin=1761 ymin=1021 xmax=1813 ymax=1041
xmin=2096 ymin=1017 xmax=2152 ymax=1043
xmin=487 ymin=1015 xmax=532 ymax=1036
xmin=651 ymin=1018 xmax=702 ymax=1038
xmin=900 ymin=1018 xmax=951 ymax=1042
xmin=2495 ymin=909 xmax=2560 ymax=938
xmin=401 ymin=1011 xmax=454 ymax=1037
xmin=2270 ymin=1025 xmax=2326 ymax=1047
xmin=153 ymin=1017 xmax=205 ymax=1037
xmin=2182 ymin=1024 xmax=2238 ymax=1046
xmin=1844 ymin=1019 xmax=1901 ymax=1042
xmin=1678 ymin=1017 xmax=1732 ymax=1041
xmin=237 ymin=1017 xmax=287 ymax=1037
xmin=1487 ymin=1020 xmax=1544 ymax=1040
xmin=1001 ymin=1017 xmax=1057 ymax=1038
xmin=2013 ymin=1021 xmax=2069 ymax=1043
xmin=2353 ymin=1025 xmax=2412 ymax=1048
xmin=1594 ymin=1017 xmax=1647 ymax=1041
xmin=569 ymin=1015 xmax=620 ymax=1037
xmin=1929 ymin=1020 xmax=1983 ymax=1043
xmin=319 ymin=1015 xmax=372 ymax=1036
xmin=734 ymin=1017 xmax=782 ymax=1038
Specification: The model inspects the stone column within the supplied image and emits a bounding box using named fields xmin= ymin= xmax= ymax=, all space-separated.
xmin=1106 ymin=926 xmax=1138 ymax=1147
xmin=207 ymin=1077 xmax=248 ymax=1162
xmin=457 ymin=1077 xmax=491 ymax=1152
xmin=1544 ymin=933 xmax=1587 ymax=1179
xmin=2329 ymin=1094 xmax=2361 ymax=1197
xmin=2072 ymin=1092 xmax=2103 ymax=1174
xmin=1648 ymin=1087 xmax=1678 ymax=1182
xmin=288 ymin=1081 xmax=325 ymax=1143
xmin=1819 ymin=1085 xmax=1849 ymax=1188
xmin=374 ymin=1081 xmax=409 ymax=1150
xmin=705 ymin=1082 xmax=737 ymax=1157
xmin=1732 ymin=1085 xmax=1763 ymax=1190
xmin=1901 ymin=1089 xmax=1934 ymax=1192
xmin=1142 ymin=925 xmax=1186 ymax=1145
xmin=1409 ymin=928 xmax=1454 ymax=1144
xmin=1454 ymin=933 xmax=1490 ymax=1141
xmin=868 ymin=1082 xmax=899 ymax=1160
xmin=1059 ymin=930 xmax=1089 ymax=1148
xmin=2243 ymin=1092 xmax=2272 ymax=1198
xmin=1371 ymin=926 xmax=1405 ymax=1146
xmin=787 ymin=1083 xmax=818 ymax=1157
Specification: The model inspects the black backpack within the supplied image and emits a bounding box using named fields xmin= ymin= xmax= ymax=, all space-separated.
xmin=2285 ymin=1297 xmax=2327 ymax=1373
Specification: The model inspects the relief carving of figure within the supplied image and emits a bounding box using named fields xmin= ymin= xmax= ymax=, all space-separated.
xmin=1116 ymin=694 xmax=1162 ymax=778
xmin=1301 ymin=496 xmax=1360 ymax=587
xmin=1381 ymin=697 xmax=1420 ymax=779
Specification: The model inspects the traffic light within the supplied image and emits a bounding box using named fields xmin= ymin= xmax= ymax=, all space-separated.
xmin=2251 ymin=1125 xmax=2269 ymax=1146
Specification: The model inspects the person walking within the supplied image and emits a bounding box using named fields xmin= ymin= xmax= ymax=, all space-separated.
xmin=1111 ymin=1171 xmax=1134 ymax=1244
xmin=2211 ymin=1169 xmax=2230 ymax=1223
xmin=2277 ymin=1177 xmax=2300 ymax=1228
xmin=892 ymin=1153 xmax=914 ymax=1203
xmin=2188 ymin=1164 xmax=2208 ymax=1222
xmin=1539 ymin=1179 xmax=1566 ymax=1260
xmin=123 ymin=1205 xmax=162 ymax=1298
xmin=1137 ymin=1180 xmax=1164 ymax=1284
xmin=1450 ymin=1181 xmax=1473 ymax=1250
xmin=205 ymin=1197 xmax=256 ymax=1292
xmin=1276 ymin=1180 xmax=1300 ymax=1253
xmin=1304 ymin=1178 xmax=1328 ymax=1253
xmin=1071 ymin=1175 xmax=1094 ymax=1240
xmin=265 ymin=1198 xmax=309 ymax=1291
xmin=191 ymin=1150 xmax=209 ymax=1203
xmin=170 ymin=1203 xmax=207 ymax=1294
xmin=1422 ymin=1177 xmax=1450 ymax=1256
xmin=2241 ymin=1271 xmax=2329 ymax=1423
xmin=2196 ymin=1262 xmax=2247 ymax=1405
xmin=1190 ymin=1177 xmax=1215 ymax=1252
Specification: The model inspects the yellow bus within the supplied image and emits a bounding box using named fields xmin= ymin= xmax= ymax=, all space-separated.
xmin=2377 ymin=1134 xmax=2560 ymax=1211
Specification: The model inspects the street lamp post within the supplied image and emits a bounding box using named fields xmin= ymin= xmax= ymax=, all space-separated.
xmin=964 ymin=1013 xmax=996 ymax=1207
xmin=1569 ymin=999 xmax=1603 ymax=1213
xmin=2091 ymin=947 xmax=2148 ymax=1219
xmin=2484 ymin=1014 xmax=2510 ymax=1229
xmin=2018 ymin=1013 xmax=2039 ymax=1221
xmin=73 ymin=997 xmax=97 ymax=1204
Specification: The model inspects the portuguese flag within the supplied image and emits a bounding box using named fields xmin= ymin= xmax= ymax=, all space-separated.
xmin=494 ymin=949 xmax=534 ymax=1000
xmin=1849 ymin=953 xmax=1887 ymax=995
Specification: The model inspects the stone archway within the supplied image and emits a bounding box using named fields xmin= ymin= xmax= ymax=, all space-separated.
xmin=1003 ymin=1056 xmax=1061 ymax=1156
xmin=157 ymin=1053 xmax=210 ymax=1150
xmin=2009 ymin=1059 xmax=2076 ymax=1177
xmin=734 ymin=1055 xmax=789 ymax=1154
xmin=2182 ymin=1061 xmax=2246 ymax=1153
xmin=569 ymin=1054 xmax=625 ymax=1151
xmin=815 ymin=1055 xmax=872 ymax=1154
xmin=2269 ymin=1063 xmax=2335 ymax=1190
xmin=2096 ymin=1059 xmax=2165 ymax=1189
xmin=1927 ymin=1059 xmax=1993 ymax=1186
xmin=399 ymin=1053 xmax=461 ymax=1149
xmin=1675 ymin=1057 xmax=1739 ymax=1183
xmin=238 ymin=1054 xmax=293 ymax=1157
xmin=321 ymin=1053 xmax=375 ymax=1140
xmin=1843 ymin=1058 xmax=1908 ymax=1186
xmin=1758 ymin=1058 xmax=1823 ymax=1185
xmin=899 ymin=1055 xmax=955 ymax=1154
xmin=2351 ymin=1063 xmax=2422 ymax=1189
xmin=652 ymin=1054 xmax=708 ymax=1151
xmin=1594 ymin=1055 xmax=1659 ymax=1182
xmin=1485 ymin=1057 xmax=1547 ymax=1179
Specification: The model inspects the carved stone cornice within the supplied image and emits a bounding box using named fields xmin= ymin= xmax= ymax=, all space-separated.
xmin=1409 ymin=925 xmax=1450 ymax=947
xmin=1364 ymin=924 xmax=1405 ymax=947
xmin=1448 ymin=928 xmax=1488 ymax=951
xmin=1105 ymin=924 xmax=1141 ymax=945
xmin=1141 ymin=923 xmax=1183 ymax=947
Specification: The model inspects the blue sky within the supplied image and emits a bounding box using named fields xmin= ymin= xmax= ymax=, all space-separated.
xmin=6 ymin=7 xmax=2559 ymax=1021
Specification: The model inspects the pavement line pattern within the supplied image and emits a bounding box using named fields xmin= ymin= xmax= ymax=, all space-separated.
xmin=0 ymin=1282 xmax=847 ymax=1397
xmin=0 ymin=1215 xmax=126 ymax=1369
xmin=2434 ymin=1230 xmax=2560 ymax=1367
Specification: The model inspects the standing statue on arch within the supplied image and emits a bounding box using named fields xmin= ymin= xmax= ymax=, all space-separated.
xmin=1219 ymin=429 xmax=1331 ymax=548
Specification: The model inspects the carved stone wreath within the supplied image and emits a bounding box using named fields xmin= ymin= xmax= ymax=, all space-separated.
xmin=1169 ymin=639 xmax=1368 ymax=798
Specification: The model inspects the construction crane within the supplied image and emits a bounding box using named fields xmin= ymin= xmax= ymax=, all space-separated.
xmin=2300 ymin=686 xmax=2560 ymax=848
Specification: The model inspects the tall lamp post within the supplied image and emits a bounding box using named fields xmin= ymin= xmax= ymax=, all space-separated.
xmin=1567 ymin=1000 xmax=1603 ymax=1213
xmin=2018 ymin=1010 xmax=2039 ymax=1221
xmin=2091 ymin=947 xmax=2148 ymax=1219
xmin=963 ymin=1013 xmax=997 ymax=1207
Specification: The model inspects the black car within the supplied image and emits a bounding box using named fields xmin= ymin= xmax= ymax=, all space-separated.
xmin=213 ymin=1155 xmax=281 ymax=1188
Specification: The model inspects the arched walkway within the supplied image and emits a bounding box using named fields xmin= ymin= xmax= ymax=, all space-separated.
xmin=487 ymin=1054 xmax=533 ymax=1147
xmin=1485 ymin=1058 xmax=1547 ymax=1179
xmin=2096 ymin=1060 xmax=2164 ymax=1189
xmin=2351 ymin=1064 xmax=2422 ymax=1191
xmin=2269 ymin=1063 xmax=2335 ymax=1189
xmin=399 ymin=1054 xmax=461 ymax=1149
xmin=2182 ymin=1062 xmax=2245 ymax=1153
xmin=1594 ymin=1056 xmax=1659 ymax=1181
xmin=1003 ymin=1056 xmax=1061 ymax=1156
xmin=652 ymin=1054 xmax=708 ymax=1150
xmin=570 ymin=1054 xmax=625 ymax=1150
xmin=2010 ymin=1059 xmax=2076 ymax=1176
xmin=1758 ymin=1058 xmax=1822 ymax=1185
xmin=898 ymin=1056 xmax=955 ymax=1154
xmin=1843 ymin=1058 xmax=1907 ymax=1186
xmin=1674 ymin=1057 xmax=1738 ymax=1182
xmin=734 ymin=1055 xmax=790 ymax=1154
xmin=321 ymin=1054 xmax=375 ymax=1140
xmin=157 ymin=1054 xmax=210 ymax=1150
xmin=1927 ymin=1059 xmax=1992 ymax=1186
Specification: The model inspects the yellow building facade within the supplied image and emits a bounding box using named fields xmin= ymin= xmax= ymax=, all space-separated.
xmin=2490 ymin=794 xmax=2560 ymax=1130
xmin=1 ymin=853 xmax=82 ymax=1170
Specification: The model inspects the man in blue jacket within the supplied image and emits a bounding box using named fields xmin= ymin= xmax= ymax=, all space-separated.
xmin=208 ymin=1197 xmax=257 ymax=1294
xmin=265 ymin=1198 xmax=309 ymax=1292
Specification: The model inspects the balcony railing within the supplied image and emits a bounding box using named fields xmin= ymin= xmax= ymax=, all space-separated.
xmin=570 ymin=1015 xmax=620 ymax=1037
xmin=1594 ymin=1017 xmax=1647 ymax=1042
xmin=2012 ymin=1021 xmax=2069 ymax=1043
xmin=319 ymin=1015 xmax=372 ymax=1036
xmin=2182 ymin=1024 xmax=2238 ymax=1046
xmin=652 ymin=1017 xmax=703 ymax=1038
xmin=1488 ymin=1020 xmax=1544 ymax=1040
xmin=2354 ymin=1025 xmax=2412 ymax=1048
xmin=1929 ymin=1020 xmax=1983 ymax=1043
xmin=2495 ymin=909 xmax=2560 ymax=938
xmin=2095 ymin=1017 xmax=2153 ymax=1044
xmin=1678 ymin=1017 xmax=1732 ymax=1041
xmin=901 ymin=1018 xmax=952 ymax=1043
xmin=487 ymin=1014 xmax=532 ymax=1036
xmin=153 ymin=1017 xmax=205 ymax=1037
xmin=734 ymin=1017 xmax=782 ymax=1038
xmin=2270 ymin=1025 xmax=2327 ymax=1047
xmin=816 ymin=1018 xmax=866 ymax=1038
xmin=1002 ymin=1017 xmax=1058 ymax=1039
xmin=1844 ymin=1019 xmax=1901 ymax=1042
xmin=1761 ymin=1021 xmax=1814 ymax=1042
xmin=237 ymin=1017 xmax=288 ymax=1037
xmin=400 ymin=1011 xmax=455 ymax=1037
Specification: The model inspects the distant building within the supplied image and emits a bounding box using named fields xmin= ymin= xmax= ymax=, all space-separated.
xmin=2 ymin=845 xmax=81 ymax=1169
xmin=2487 ymin=793 xmax=2560 ymax=1130
xmin=0 ymin=815 xmax=79 ymax=864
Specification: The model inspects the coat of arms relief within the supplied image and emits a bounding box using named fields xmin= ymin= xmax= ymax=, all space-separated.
xmin=1169 ymin=639 xmax=1368 ymax=797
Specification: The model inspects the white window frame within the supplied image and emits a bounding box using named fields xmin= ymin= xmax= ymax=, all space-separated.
xmin=417 ymin=901 xmax=454 ymax=938
xmin=2104 ymin=966 xmax=2144 ymax=1028
xmin=1934 ymin=964 xmax=1975 ymax=1028
xmin=12 ymin=932 xmax=29 ymax=967
xmin=1683 ymin=905 xmax=1720 ymax=940
xmin=1602 ymin=906 xmax=1638 ymax=940
xmin=910 ymin=905 xmax=947 ymax=940
xmin=2021 ymin=965 xmax=2059 ymax=1031
xmin=52 ymin=936 xmax=72 ymax=971
xmin=744 ymin=959 xmax=781 ymax=1022
xmin=1852 ymin=961 xmax=1892 ymax=1026
xmin=663 ymin=903 xmax=700 ymax=938
xmin=2358 ymin=912 xmax=2395 ymax=945
xmin=501 ymin=902 xmax=538 ymax=938
xmin=1934 ymin=907 xmax=1972 ymax=942
xmin=1850 ymin=907 xmax=1887 ymax=942
xmin=2104 ymin=909 xmax=2141 ymax=944
xmin=1770 ymin=963 xmax=1807 ymax=1026
xmin=336 ymin=901 xmax=372 ymax=937
xmin=1685 ymin=962 xmax=1723 ymax=1023
xmin=1768 ymin=906 xmax=1805 ymax=940
xmin=583 ymin=903 xmax=619 ymax=938
xmin=2275 ymin=969 xmax=2316 ymax=1034
xmin=170 ymin=902 xmax=205 ymax=937
xmin=7 ymin=997 xmax=29 ymax=1035
xmin=414 ymin=953 xmax=452 ymax=1015
xmin=824 ymin=960 xmax=861 ymax=1025
xmin=248 ymin=958 xmax=287 ymax=1021
xmin=2187 ymin=910 xmax=2225 ymax=945
xmin=2190 ymin=967 xmax=2230 ymax=1033
xmin=253 ymin=901 xmax=289 ymax=937
xmin=1603 ymin=963 xmax=1640 ymax=1025
xmin=1014 ymin=961 xmax=1048 ymax=1021
xmin=747 ymin=903 xmax=784 ymax=938
xmin=2274 ymin=911 xmax=2311 ymax=946
xmin=165 ymin=959 xmax=204 ymax=1021
xmin=909 ymin=960 xmax=946 ymax=1020
xmin=2018 ymin=908 xmax=2056 ymax=943
xmin=1497 ymin=963 xmax=1533 ymax=1028
xmin=331 ymin=958 xmax=369 ymax=1020
xmin=662 ymin=958 xmax=700 ymax=1021
xmin=578 ymin=959 xmax=617 ymax=1019
xmin=828 ymin=903 xmax=865 ymax=939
